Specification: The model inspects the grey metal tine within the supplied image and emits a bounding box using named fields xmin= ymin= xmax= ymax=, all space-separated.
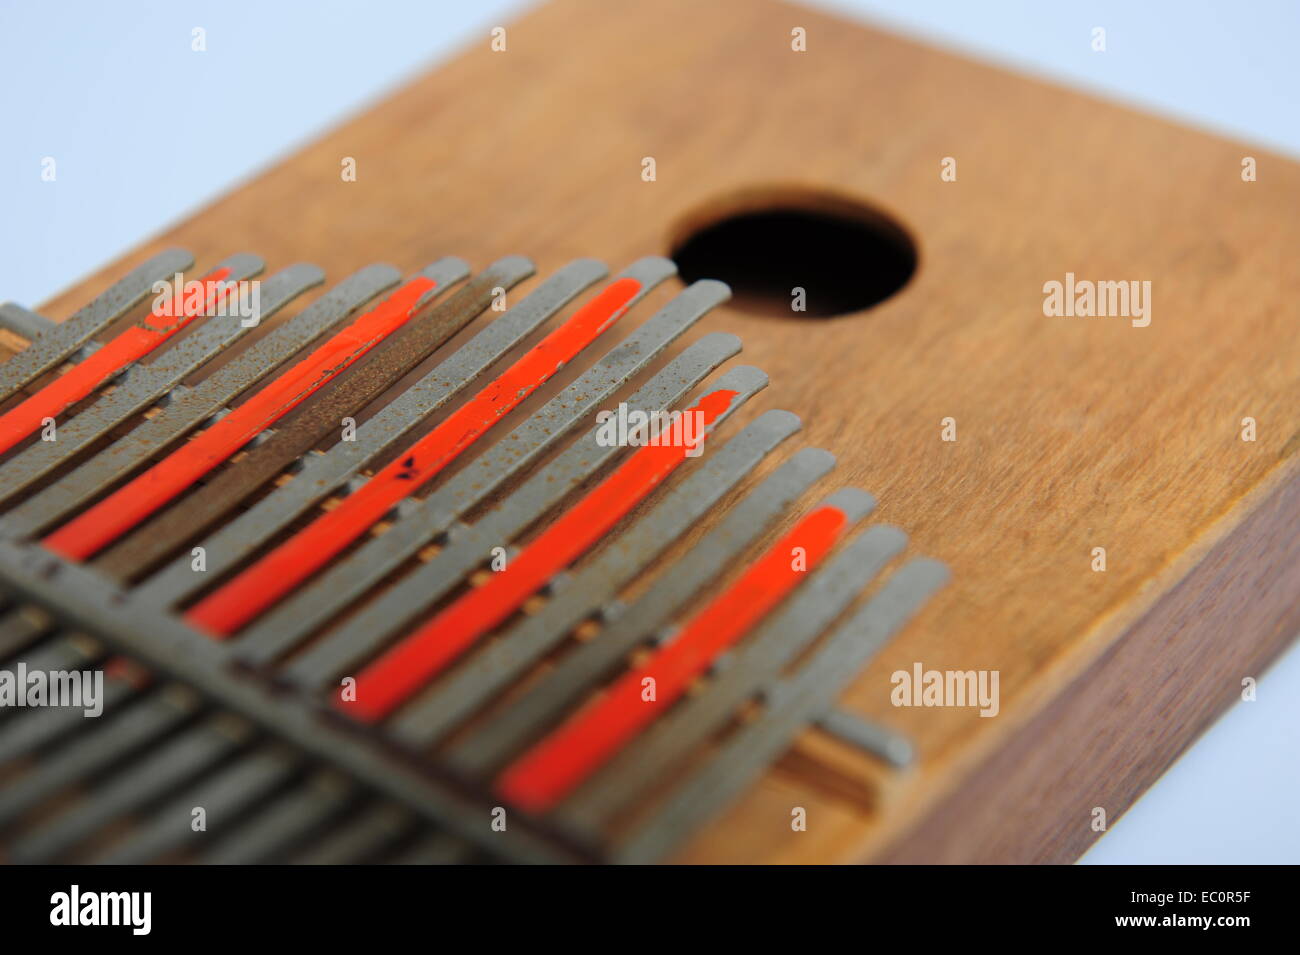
xmin=86 ymin=294 xmax=743 ymax=862
xmin=0 ymin=259 xmax=504 ymax=857
xmin=8 ymin=713 xmax=255 ymax=862
xmin=0 ymin=628 xmax=102 ymax=739
xmin=0 ymin=261 xmax=405 ymax=732
xmin=610 ymin=558 xmax=951 ymax=864
xmin=0 ymin=674 xmax=137 ymax=765
xmin=390 ymin=405 xmax=806 ymax=751
xmin=563 ymin=517 xmax=904 ymax=825
xmin=87 ymin=255 xmax=480 ymax=580
xmin=0 ymin=259 xmax=463 ymax=677
xmin=135 ymin=258 xmax=609 ymax=608
xmin=0 ymin=686 xmax=202 ymax=827
xmin=93 ymin=743 xmax=302 ymax=864
xmin=0 ymin=606 xmax=55 ymax=666
xmin=196 ymin=771 xmax=357 ymax=864
xmin=0 ymin=264 xmax=324 ymax=506
xmin=448 ymin=450 xmax=845 ymax=774
xmin=278 ymin=334 xmax=746 ymax=688
xmin=0 ymin=264 xmax=402 ymax=539
xmin=0 ymin=252 xmax=263 ymax=452
xmin=226 ymin=262 xmax=714 ymax=664
xmin=0 ymin=304 xmax=57 ymax=342
xmin=388 ymin=831 xmax=477 ymax=865
xmin=0 ymin=603 xmax=49 ymax=658
xmin=0 ymin=248 xmax=194 ymax=401
xmin=5 ymin=257 xmax=691 ymax=867
xmin=0 ymin=537 xmax=587 ymax=863
xmin=285 ymin=803 xmax=414 ymax=865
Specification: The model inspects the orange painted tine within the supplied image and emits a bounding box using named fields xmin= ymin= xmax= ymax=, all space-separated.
xmin=495 ymin=503 xmax=853 ymax=812
xmin=43 ymin=272 xmax=445 ymax=560
xmin=339 ymin=386 xmax=745 ymax=724
xmin=0 ymin=261 xmax=258 ymax=456
xmin=184 ymin=277 xmax=646 ymax=636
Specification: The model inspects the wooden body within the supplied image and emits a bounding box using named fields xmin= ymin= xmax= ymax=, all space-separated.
xmin=21 ymin=0 xmax=1300 ymax=862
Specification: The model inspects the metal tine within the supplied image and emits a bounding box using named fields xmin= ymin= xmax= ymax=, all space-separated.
xmin=565 ymin=518 xmax=902 ymax=825
xmin=136 ymin=259 xmax=607 ymax=607
xmin=0 ymin=606 xmax=54 ymax=661
xmin=388 ymin=831 xmax=476 ymax=865
xmin=0 ymin=254 xmax=265 ymax=461
xmin=0 ymin=261 xmax=427 ymax=703
xmin=7 ymin=714 xmax=254 ymax=863
xmin=32 ymin=256 xmax=466 ymax=565
xmin=77 ymin=255 xmax=558 ymax=864
xmin=4 ymin=630 xmax=101 ymax=675
xmin=0 ymin=304 xmax=57 ymax=341
xmin=448 ymin=448 xmax=838 ymax=774
xmin=229 ymin=260 xmax=703 ymax=666
xmin=0 ymin=618 xmax=93 ymax=720
xmin=396 ymin=405 xmax=803 ymax=752
xmin=0 ymin=677 xmax=137 ymax=764
xmin=0 ymin=618 xmax=62 ymax=693
xmin=412 ymin=258 xmax=473 ymax=306
xmin=197 ymin=772 xmax=356 ymax=864
xmin=612 ymin=558 xmax=951 ymax=865
xmin=816 ymin=707 xmax=914 ymax=767
xmin=0 ymin=248 xmax=194 ymax=401
xmin=0 ymin=628 xmax=102 ymax=738
xmin=285 ymin=803 xmax=414 ymax=865
xmin=87 ymin=278 xmax=728 ymax=867
xmin=93 ymin=745 xmax=301 ymax=864
xmin=0 ymin=539 xmax=583 ymax=864
xmin=0 ymin=687 xmax=199 ymax=825
xmin=92 ymin=255 xmax=503 ymax=581
xmin=350 ymin=370 xmax=766 ymax=742
xmin=0 ymin=264 xmax=325 ymax=506
xmin=493 ymin=490 xmax=883 ymax=823
xmin=1 ymin=264 xmax=403 ymax=539
xmin=78 ymin=259 xmax=660 ymax=836
xmin=278 ymin=333 xmax=743 ymax=687
xmin=196 ymin=259 xmax=678 ymax=643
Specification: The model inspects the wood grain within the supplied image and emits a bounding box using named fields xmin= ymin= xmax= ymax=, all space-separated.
xmin=17 ymin=0 xmax=1300 ymax=862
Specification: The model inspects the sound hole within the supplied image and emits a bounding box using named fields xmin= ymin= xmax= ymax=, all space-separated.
xmin=670 ymin=196 xmax=917 ymax=319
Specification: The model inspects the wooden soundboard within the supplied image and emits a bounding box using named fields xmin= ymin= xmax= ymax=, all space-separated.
xmin=12 ymin=0 xmax=1300 ymax=863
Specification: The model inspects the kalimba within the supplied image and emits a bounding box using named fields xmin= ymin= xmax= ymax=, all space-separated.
xmin=0 ymin=0 xmax=1296 ymax=864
